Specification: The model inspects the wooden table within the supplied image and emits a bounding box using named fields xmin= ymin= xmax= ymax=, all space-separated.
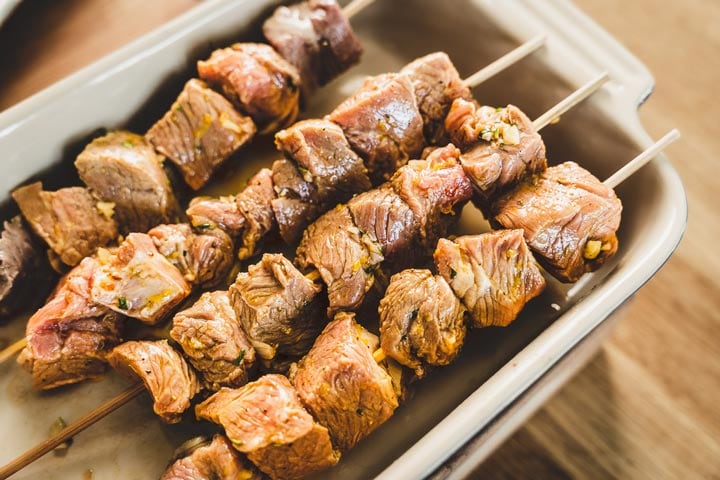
xmin=1 ymin=1 xmax=718 ymax=478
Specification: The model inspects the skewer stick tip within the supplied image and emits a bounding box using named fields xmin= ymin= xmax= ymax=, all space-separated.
xmin=533 ymin=71 xmax=610 ymax=130
xmin=603 ymin=129 xmax=681 ymax=189
xmin=463 ymin=33 xmax=547 ymax=89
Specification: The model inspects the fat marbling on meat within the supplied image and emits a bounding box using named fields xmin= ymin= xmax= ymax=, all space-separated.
xmin=290 ymin=312 xmax=399 ymax=451
xmin=171 ymin=291 xmax=255 ymax=391
xmin=196 ymin=374 xmax=340 ymax=480
xmin=12 ymin=182 xmax=118 ymax=267
xmin=491 ymin=162 xmax=622 ymax=282
xmin=146 ymin=79 xmax=256 ymax=190
xmin=18 ymin=257 xmax=124 ymax=390
xmin=75 ymin=130 xmax=179 ymax=233
xmin=108 ymin=340 xmax=201 ymax=423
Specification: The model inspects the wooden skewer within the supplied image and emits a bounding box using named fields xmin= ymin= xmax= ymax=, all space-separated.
xmin=463 ymin=34 xmax=546 ymax=88
xmin=342 ymin=0 xmax=376 ymax=18
xmin=533 ymin=71 xmax=610 ymax=130
xmin=0 ymin=338 xmax=26 ymax=363
xmin=0 ymin=382 xmax=145 ymax=480
xmin=604 ymin=129 xmax=681 ymax=188
xmin=373 ymin=348 xmax=386 ymax=363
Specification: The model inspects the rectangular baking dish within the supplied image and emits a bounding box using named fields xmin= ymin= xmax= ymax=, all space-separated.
xmin=0 ymin=1 xmax=687 ymax=479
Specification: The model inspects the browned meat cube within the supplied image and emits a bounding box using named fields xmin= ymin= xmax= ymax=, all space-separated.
xmin=196 ymin=374 xmax=340 ymax=479
xmin=161 ymin=434 xmax=262 ymax=480
xmin=198 ymin=43 xmax=301 ymax=133
xmin=296 ymin=205 xmax=382 ymax=314
xmin=12 ymin=182 xmax=118 ymax=267
xmin=270 ymin=158 xmax=318 ymax=244
xmin=0 ymin=216 xmax=43 ymax=316
xmin=170 ymin=291 xmax=255 ymax=391
xmin=229 ymin=253 xmax=323 ymax=360
xmin=445 ymin=99 xmax=547 ymax=205
xmin=108 ymin=340 xmax=200 ymax=423
xmin=187 ymin=195 xmax=246 ymax=238
xmin=347 ymin=185 xmax=417 ymax=268
xmin=275 ymin=119 xmax=371 ymax=204
xmin=291 ymin=312 xmax=399 ymax=450
xmin=90 ymin=233 xmax=191 ymax=324
xmin=236 ymin=168 xmax=276 ymax=260
xmin=149 ymin=223 xmax=234 ymax=288
xmin=378 ymin=269 xmax=466 ymax=376
xmin=18 ymin=258 xmax=124 ymax=390
xmin=391 ymin=144 xmax=473 ymax=251
xmin=434 ymin=230 xmax=546 ymax=328
xmin=492 ymin=162 xmax=622 ymax=282
xmin=400 ymin=52 xmax=472 ymax=144
xmin=146 ymin=79 xmax=256 ymax=190
xmin=75 ymin=130 xmax=179 ymax=233
xmin=263 ymin=0 xmax=362 ymax=96
xmin=329 ymin=73 xmax=425 ymax=183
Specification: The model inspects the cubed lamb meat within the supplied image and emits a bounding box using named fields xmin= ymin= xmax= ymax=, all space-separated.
xmin=434 ymin=230 xmax=546 ymax=328
xmin=75 ymin=130 xmax=179 ymax=233
xmin=18 ymin=257 xmax=124 ymax=390
xmin=12 ymin=182 xmax=118 ymax=267
xmin=296 ymin=205 xmax=382 ymax=314
xmin=263 ymin=0 xmax=362 ymax=96
xmin=328 ymin=73 xmax=425 ymax=183
xmin=391 ymin=144 xmax=473 ymax=251
xmin=161 ymin=434 xmax=262 ymax=480
xmin=170 ymin=291 xmax=255 ymax=391
xmin=290 ymin=312 xmax=399 ymax=451
xmin=275 ymin=119 xmax=371 ymax=204
xmin=90 ymin=233 xmax=191 ymax=324
xmin=270 ymin=158 xmax=318 ymax=244
xmin=149 ymin=223 xmax=234 ymax=288
xmin=378 ymin=269 xmax=466 ymax=376
xmin=108 ymin=340 xmax=200 ymax=423
xmin=196 ymin=374 xmax=340 ymax=479
xmin=0 ymin=216 xmax=44 ymax=316
xmin=146 ymin=79 xmax=256 ymax=190
xmin=198 ymin=43 xmax=301 ymax=133
xmin=445 ymin=99 xmax=547 ymax=206
xmin=491 ymin=162 xmax=622 ymax=282
xmin=235 ymin=168 xmax=276 ymax=260
xmin=187 ymin=195 xmax=246 ymax=238
xmin=400 ymin=52 xmax=472 ymax=144
xmin=229 ymin=254 xmax=323 ymax=360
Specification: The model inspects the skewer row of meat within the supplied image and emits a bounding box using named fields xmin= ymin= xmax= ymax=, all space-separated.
xmin=0 ymin=0 xmax=363 ymax=292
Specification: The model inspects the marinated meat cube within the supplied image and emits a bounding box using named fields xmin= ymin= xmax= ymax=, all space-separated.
xmin=229 ymin=253 xmax=323 ymax=360
xmin=491 ymin=162 xmax=622 ymax=282
xmin=198 ymin=43 xmax=301 ymax=133
xmin=187 ymin=195 xmax=245 ymax=238
xmin=161 ymin=434 xmax=262 ymax=480
xmin=400 ymin=52 xmax=472 ymax=144
xmin=0 ymin=216 xmax=43 ymax=315
xmin=171 ymin=291 xmax=255 ymax=391
xmin=296 ymin=205 xmax=382 ymax=314
xmin=146 ymin=79 xmax=256 ymax=190
xmin=196 ymin=374 xmax=340 ymax=479
xmin=347 ymin=185 xmax=417 ymax=268
xmin=378 ymin=269 xmax=466 ymax=376
xmin=90 ymin=233 xmax=191 ymax=325
xmin=275 ymin=119 xmax=371 ymax=204
xmin=75 ymin=130 xmax=179 ymax=233
xmin=329 ymin=73 xmax=425 ymax=183
xmin=149 ymin=223 xmax=234 ymax=288
xmin=236 ymin=168 xmax=276 ymax=260
xmin=271 ymin=158 xmax=319 ymax=244
xmin=434 ymin=230 xmax=546 ymax=328
xmin=445 ymin=99 xmax=547 ymax=204
xmin=290 ymin=312 xmax=399 ymax=450
xmin=108 ymin=340 xmax=200 ymax=423
xmin=263 ymin=0 xmax=362 ymax=95
xmin=271 ymin=158 xmax=316 ymax=202
xmin=391 ymin=144 xmax=473 ymax=251
xmin=18 ymin=258 xmax=124 ymax=390
xmin=12 ymin=182 xmax=118 ymax=267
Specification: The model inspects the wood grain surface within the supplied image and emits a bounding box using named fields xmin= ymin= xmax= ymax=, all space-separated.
xmin=0 ymin=1 xmax=718 ymax=479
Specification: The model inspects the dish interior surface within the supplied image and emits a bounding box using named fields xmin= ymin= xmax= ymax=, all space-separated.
xmin=0 ymin=1 xmax=685 ymax=478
